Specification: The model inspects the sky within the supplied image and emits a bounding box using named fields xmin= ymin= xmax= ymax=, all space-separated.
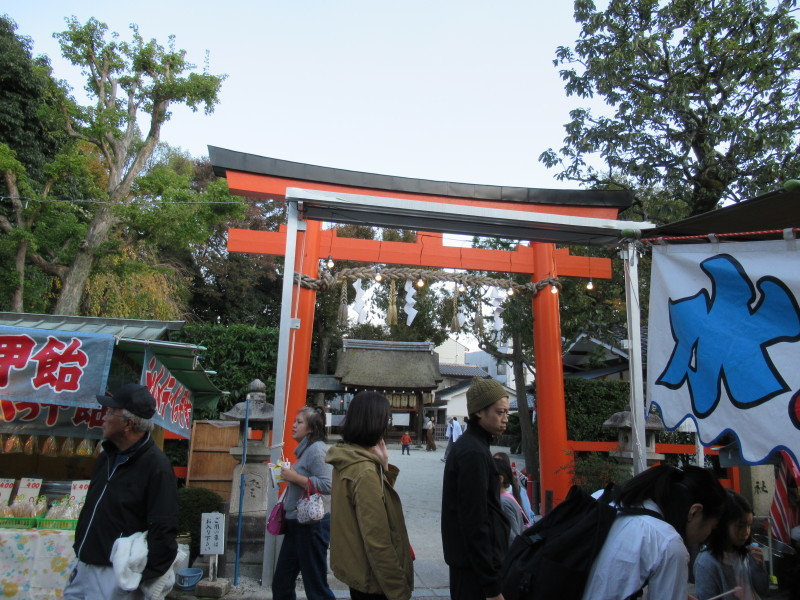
xmin=7 ymin=0 xmax=597 ymax=190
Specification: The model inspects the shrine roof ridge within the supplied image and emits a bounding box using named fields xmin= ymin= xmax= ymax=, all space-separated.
xmin=208 ymin=146 xmax=634 ymax=209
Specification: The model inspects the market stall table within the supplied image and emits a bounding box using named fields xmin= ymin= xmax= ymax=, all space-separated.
xmin=0 ymin=527 xmax=75 ymax=599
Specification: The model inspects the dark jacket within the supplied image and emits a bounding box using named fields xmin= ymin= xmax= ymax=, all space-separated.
xmin=73 ymin=433 xmax=178 ymax=580
xmin=441 ymin=424 xmax=509 ymax=598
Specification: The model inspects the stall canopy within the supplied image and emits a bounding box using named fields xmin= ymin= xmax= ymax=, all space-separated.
xmin=645 ymin=187 xmax=800 ymax=466
xmin=0 ymin=312 xmax=224 ymax=413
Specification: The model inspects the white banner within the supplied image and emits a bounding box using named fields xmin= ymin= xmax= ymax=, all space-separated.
xmin=647 ymin=240 xmax=800 ymax=465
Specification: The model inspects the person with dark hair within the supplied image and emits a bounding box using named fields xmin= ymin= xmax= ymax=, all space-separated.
xmin=582 ymin=464 xmax=728 ymax=600
xmin=325 ymin=392 xmax=413 ymax=600
xmin=400 ymin=431 xmax=412 ymax=456
xmin=693 ymin=490 xmax=769 ymax=600
xmin=272 ymin=407 xmax=335 ymax=600
xmin=441 ymin=376 xmax=510 ymax=600
xmin=425 ymin=416 xmax=437 ymax=451
xmin=493 ymin=451 xmax=536 ymax=523
xmin=494 ymin=457 xmax=528 ymax=548
xmin=64 ymin=384 xmax=178 ymax=599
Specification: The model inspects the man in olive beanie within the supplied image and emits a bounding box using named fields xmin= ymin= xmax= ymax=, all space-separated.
xmin=441 ymin=377 xmax=510 ymax=600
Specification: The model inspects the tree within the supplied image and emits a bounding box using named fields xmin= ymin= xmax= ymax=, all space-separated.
xmin=82 ymin=147 xmax=245 ymax=320
xmin=541 ymin=0 xmax=800 ymax=215
xmin=46 ymin=17 xmax=225 ymax=314
xmin=0 ymin=15 xmax=66 ymax=181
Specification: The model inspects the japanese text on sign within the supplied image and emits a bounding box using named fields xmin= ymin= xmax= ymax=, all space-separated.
xmin=0 ymin=326 xmax=113 ymax=408
xmin=200 ymin=512 xmax=225 ymax=555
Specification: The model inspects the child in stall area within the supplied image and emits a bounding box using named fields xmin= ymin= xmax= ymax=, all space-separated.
xmin=693 ymin=490 xmax=769 ymax=600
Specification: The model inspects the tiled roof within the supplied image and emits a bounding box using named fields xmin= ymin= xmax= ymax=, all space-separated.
xmin=438 ymin=363 xmax=489 ymax=377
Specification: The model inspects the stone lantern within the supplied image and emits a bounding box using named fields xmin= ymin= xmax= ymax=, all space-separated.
xmin=219 ymin=379 xmax=274 ymax=579
xmin=603 ymin=410 xmax=665 ymax=470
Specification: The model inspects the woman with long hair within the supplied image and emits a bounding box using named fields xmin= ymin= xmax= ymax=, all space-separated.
xmin=582 ymin=464 xmax=727 ymax=600
xmin=493 ymin=456 xmax=529 ymax=548
xmin=272 ymin=407 xmax=335 ymax=600
xmin=693 ymin=490 xmax=769 ymax=600
xmin=493 ymin=451 xmax=536 ymax=522
xmin=325 ymin=392 xmax=413 ymax=600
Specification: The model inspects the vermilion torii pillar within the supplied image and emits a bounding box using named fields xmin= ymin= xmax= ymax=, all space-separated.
xmin=209 ymin=146 xmax=634 ymax=509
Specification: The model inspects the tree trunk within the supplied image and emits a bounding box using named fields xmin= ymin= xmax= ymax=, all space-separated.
xmin=53 ymin=203 xmax=117 ymax=315
xmin=11 ymin=239 xmax=28 ymax=312
xmin=511 ymin=330 xmax=539 ymax=511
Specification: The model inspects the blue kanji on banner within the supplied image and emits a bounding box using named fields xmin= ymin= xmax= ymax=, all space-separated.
xmin=657 ymin=254 xmax=800 ymax=417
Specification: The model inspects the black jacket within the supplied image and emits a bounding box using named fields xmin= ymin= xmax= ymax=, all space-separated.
xmin=73 ymin=434 xmax=178 ymax=580
xmin=441 ymin=424 xmax=509 ymax=597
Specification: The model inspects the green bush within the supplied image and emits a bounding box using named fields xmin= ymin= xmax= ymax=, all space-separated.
xmin=177 ymin=487 xmax=225 ymax=565
xmin=565 ymin=378 xmax=630 ymax=441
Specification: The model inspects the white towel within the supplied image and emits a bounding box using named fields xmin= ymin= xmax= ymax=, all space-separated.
xmin=110 ymin=531 xmax=149 ymax=591
xmin=140 ymin=547 xmax=186 ymax=600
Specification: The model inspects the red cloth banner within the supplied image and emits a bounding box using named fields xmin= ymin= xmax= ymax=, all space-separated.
xmin=770 ymin=450 xmax=800 ymax=544
xmin=141 ymin=348 xmax=192 ymax=438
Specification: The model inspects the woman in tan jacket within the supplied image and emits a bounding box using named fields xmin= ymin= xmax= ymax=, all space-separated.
xmin=325 ymin=391 xmax=413 ymax=600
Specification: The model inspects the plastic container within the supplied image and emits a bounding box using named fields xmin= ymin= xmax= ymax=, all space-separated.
xmin=0 ymin=516 xmax=38 ymax=529
xmin=38 ymin=518 xmax=78 ymax=530
xmin=175 ymin=567 xmax=204 ymax=591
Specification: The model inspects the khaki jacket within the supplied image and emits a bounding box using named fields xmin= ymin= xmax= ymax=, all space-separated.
xmin=325 ymin=443 xmax=413 ymax=600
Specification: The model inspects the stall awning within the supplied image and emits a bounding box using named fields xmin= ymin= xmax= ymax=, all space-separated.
xmin=0 ymin=312 xmax=223 ymax=410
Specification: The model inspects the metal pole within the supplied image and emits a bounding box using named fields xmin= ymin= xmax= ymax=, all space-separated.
xmin=261 ymin=200 xmax=300 ymax=586
xmin=234 ymin=393 xmax=250 ymax=585
xmin=623 ymin=242 xmax=647 ymax=475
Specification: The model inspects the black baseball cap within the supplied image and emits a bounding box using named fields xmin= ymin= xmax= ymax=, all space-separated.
xmin=97 ymin=383 xmax=156 ymax=419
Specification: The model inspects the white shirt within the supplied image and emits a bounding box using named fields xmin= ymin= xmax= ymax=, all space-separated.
xmin=450 ymin=419 xmax=462 ymax=442
xmin=582 ymin=500 xmax=689 ymax=600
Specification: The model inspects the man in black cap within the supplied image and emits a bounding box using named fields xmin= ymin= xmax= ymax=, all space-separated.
xmin=64 ymin=383 xmax=178 ymax=599
xmin=441 ymin=376 xmax=510 ymax=600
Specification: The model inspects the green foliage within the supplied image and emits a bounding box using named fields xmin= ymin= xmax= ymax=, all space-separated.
xmin=563 ymin=378 xmax=633 ymax=490
xmin=170 ymin=323 xmax=279 ymax=417
xmin=164 ymin=438 xmax=188 ymax=467
xmin=0 ymin=16 xmax=65 ymax=183
xmin=564 ymin=378 xmax=630 ymax=441
xmin=177 ymin=487 xmax=224 ymax=565
xmin=542 ymin=0 xmax=800 ymax=215
xmin=568 ymin=452 xmax=631 ymax=492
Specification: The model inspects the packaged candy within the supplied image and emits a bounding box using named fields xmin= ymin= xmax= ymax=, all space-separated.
xmin=4 ymin=435 xmax=22 ymax=454
xmin=23 ymin=435 xmax=38 ymax=455
xmin=40 ymin=436 xmax=59 ymax=457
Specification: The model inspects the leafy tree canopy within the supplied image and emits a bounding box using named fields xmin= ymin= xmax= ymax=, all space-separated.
xmin=541 ymin=0 xmax=800 ymax=215
xmin=171 ymin=323 xmax=279 ymax=417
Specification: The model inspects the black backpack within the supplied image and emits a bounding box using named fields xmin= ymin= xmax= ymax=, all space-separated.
xmin=501 ymin=483 xmax=662 ymax=600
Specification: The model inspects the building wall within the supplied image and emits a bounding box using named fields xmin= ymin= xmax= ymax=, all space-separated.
xmin=466 ymin=351 xmax=511 ymax=386
xmin=435 ymin=338 xmax=469 ymax=365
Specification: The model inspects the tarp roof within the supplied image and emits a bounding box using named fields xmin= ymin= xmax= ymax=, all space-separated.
xmin=0 ymin=312 xmax=223 ymax=409
xmin=646 ymin=187 xmax=800 ymax=243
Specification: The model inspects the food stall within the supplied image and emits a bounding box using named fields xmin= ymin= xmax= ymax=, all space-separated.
xmin=0 ymin=312 xmax=222 ymax=599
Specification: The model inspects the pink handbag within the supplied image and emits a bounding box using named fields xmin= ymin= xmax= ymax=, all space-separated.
xmin=267 ymin=490 xmax=287 ymax=535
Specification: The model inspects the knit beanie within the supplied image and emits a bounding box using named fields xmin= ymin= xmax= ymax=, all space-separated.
xmin=466 ymin=377 xmax=507 ymax=415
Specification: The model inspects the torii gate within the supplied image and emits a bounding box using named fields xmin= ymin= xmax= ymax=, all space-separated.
xmin=209 ymin=146 xmax=649 ymax=510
